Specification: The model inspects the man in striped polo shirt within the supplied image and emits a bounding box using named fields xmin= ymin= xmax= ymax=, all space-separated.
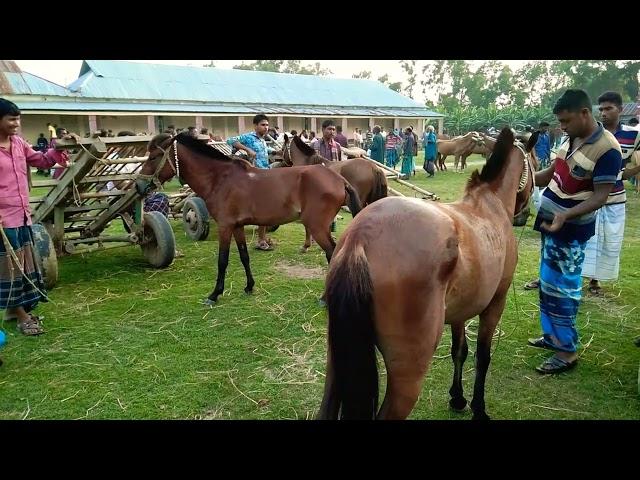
xmin=582 ymin=91 xmax=640 ymax=295
xmin=527 ymin=89 xmax=622 ymax=374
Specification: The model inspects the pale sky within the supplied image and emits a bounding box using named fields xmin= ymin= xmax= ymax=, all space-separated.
xmin=14 ymin=59 xmax=530 ymax=103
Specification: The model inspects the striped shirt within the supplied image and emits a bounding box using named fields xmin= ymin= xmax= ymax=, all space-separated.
xmin=605 ymin=124 xmax=640 ymax=205
xmin=534 ymin=123 xmax=622 ymax=242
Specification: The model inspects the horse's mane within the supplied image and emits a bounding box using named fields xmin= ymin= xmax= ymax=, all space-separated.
xmin=466 ymin=127 xmax=515 ymax=191
xmin=292 ymin=134 xmax=316 ymax=156
xmin=148 ymin=133 xmax=171 ymax=151
xmin=173 ymin=132 xmax=250 ymax=169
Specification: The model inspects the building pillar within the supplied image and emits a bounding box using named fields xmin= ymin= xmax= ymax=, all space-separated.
xmin=195 ymin=115 xmax=203 ymax=131
xmin=224 ymin=117 xmax=230 ymax=138
xmin=342 ymin=117 xmax=348 ymax=135
xmin=310 ymin=117 xmax=317 ymax=133
xmin=277 ymin=115 xmax=284 ymax=130
xmin=147 ymin=115 xmax=155 ymax=134
xmin=88 ymin=115 xmax=97 ymax=133
xmin=238 ymin=116 xmax=245 ymax=133
xmin=369 ymin=117 xmax=375 ymax=130
xmin=394 ymin=118 xmax=400 ymax=130
xmin=437 ymin=118 xmax=444 ymax=135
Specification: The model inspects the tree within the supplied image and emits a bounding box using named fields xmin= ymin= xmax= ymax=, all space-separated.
xmin=232 ymin=60 xmax=332 ymax=76
xmin=377 ymin=74 xmax=402 ymax=93
xmin=352 ymin=70 xmax=372 ymax=79
xmin=400 ymin=60 xmax=417 ymax=99
xmin=233 ymin=60 xmax=283 ymax=72
xmin=203 ymin=61 xmax=216 ymax=68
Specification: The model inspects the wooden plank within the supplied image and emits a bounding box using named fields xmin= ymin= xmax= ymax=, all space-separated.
xmin=62 ymin=202 xmax=111 ymax=213
xmin=78 ymin=190 xmax=127 ymax=199
xmin=78 ymin=174 xmax=140 ymax=184
xmin=31 ymin=179 xmax=59 ymax=187
xmin=32 ymin=140 xmax=108 ymax=223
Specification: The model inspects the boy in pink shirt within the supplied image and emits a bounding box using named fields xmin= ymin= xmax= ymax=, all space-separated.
xmin=0 ymin=98 xmax=77 ymax=337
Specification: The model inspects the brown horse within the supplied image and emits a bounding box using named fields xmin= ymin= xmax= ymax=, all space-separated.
xmin=281 ymin=135 xmax=388 ymax=252
xmin=317 ymin=127 xmax=534 ymax=420
xmin=285 ymin=135 xmax=388 ymax=207
xmin=436 ymin=131 xmax=481 ymax=172
xmin=135 ymin=133 xmax=362 ymax=304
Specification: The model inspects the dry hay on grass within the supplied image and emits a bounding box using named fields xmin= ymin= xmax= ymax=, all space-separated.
xmin=274 ymin=261 xmax=325 ymax=280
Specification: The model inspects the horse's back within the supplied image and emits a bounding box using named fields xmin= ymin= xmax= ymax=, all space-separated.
xmin=335 ymin=197 xmax=458 ymax=290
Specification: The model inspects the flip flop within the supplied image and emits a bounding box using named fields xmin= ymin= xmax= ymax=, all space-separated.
xmin=588 ymin=285 xmax=602 ymax=295
xmin=523 ymin=279 xmax=540 ymax=290
xmin=536 ymin=355 xmax=577 ymax=374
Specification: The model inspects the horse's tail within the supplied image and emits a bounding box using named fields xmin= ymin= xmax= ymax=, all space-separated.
xmin=320 ymin=242 xmax=378 ymax=419
xmin=367 ymin=167 xmax=388 ymax=205
xmin=344 ymin=182 xmax=362 ymax=217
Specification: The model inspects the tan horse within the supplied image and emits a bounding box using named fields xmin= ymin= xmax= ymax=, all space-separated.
xmin=136 ymin=133 xmax=362 ymax=304
xmin=436 ymin=131 xmax=481 ymax=172
xmin=317 ymin=127 xmax=534 ymax=420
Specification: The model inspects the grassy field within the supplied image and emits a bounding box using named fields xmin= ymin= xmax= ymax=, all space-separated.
xmin=1 ymin=154 xmax=639 ymax=419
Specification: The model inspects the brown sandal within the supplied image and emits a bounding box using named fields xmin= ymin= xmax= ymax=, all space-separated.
xmin=17 ymin=317 xmax=45 ymax=336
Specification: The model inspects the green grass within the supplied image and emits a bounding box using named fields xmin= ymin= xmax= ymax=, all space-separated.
xmin=1 ymin=155 xmax=639 ymax=419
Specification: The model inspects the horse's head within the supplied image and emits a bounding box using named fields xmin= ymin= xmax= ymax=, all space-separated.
xmin=512 ymin=139 xmax=535 ymax=227
xmin=135 ymin=133 xmax=176 ymax=196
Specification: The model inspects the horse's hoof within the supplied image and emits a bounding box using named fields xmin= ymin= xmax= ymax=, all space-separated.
xmin=471 ymin=412 xmax=490 ymax=421
xmin=299 ymin=247 xmax=308 ymax=254
xmin=202 ymin=298 xmax=217 ymax=306
xmin=449 ymin=397 xmax=468 ymax=412
xmin=244 ymin=287 xmax=253 ymax=295
xmin=318 ymin=298 xmax=327 ymax=308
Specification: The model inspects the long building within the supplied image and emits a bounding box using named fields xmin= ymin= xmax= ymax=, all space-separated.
xmin=1 ymin=60 xmax=444 ymax=144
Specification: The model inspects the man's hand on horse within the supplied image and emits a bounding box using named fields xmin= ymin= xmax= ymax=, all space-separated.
xmin=245 ymin=148 xmax=256 ymax=160
xmin=540 ymin=212 xmax=567 ymax=233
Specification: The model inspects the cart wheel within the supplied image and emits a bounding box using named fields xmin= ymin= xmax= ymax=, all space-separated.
xmin=141 ymin=211 xmax=176 ymax=268
xmin=182 ymin=197 xmax=210 ymax=241
xmin=31 ymin=223 xmax=58 ymax=290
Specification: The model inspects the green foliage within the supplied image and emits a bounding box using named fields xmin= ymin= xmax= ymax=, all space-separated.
xmin=416 ymin=60 xmax=639 ymax=114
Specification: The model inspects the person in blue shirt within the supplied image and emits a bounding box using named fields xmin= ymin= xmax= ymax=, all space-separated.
xmin=227 ymin=114 xmax=276 ymax=250
xmin=534 ymin=121 xmax=551 ymax=169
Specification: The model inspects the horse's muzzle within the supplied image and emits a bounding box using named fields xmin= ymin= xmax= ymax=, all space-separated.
xmin=135 ymin=178 xmax=152 ymax=197
xmin=512 ymin=206 xmax=530 ymax=227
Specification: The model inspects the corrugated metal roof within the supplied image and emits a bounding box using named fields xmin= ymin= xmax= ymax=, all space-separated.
xmin=2 ymin=71 xmax=71 ymax=97
xmin=14 ymin=99 xmax=441 ymax=117
xmin=67 ymin=60 xmax=433 ymax=111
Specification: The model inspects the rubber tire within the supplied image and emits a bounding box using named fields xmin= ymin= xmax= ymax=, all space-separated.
xmin=141 ymin=211 xmax=176 ymax=268
xmin=31 ymin=223 xmax=58 ymax=290
xmin=182 ymin=197 xmax=210 ymax=241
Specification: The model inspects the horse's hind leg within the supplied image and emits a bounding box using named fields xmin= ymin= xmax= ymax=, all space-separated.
xmin=300 ymin=226 xmax=312 ymax=254
xmin=377 ymin=294 xmax=445 ymax=420
xmin=470 ymin=293 xmax=507 ymax=421
xmin=308 ymin=225 xmax=336 ymax=263
xmin=448 ymin=321 xmax=469 ymax=412
xmin=205 ymin=226 xmax=233 ymax=304
xmin=233 ymin=226 xmax=255 ymax=294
